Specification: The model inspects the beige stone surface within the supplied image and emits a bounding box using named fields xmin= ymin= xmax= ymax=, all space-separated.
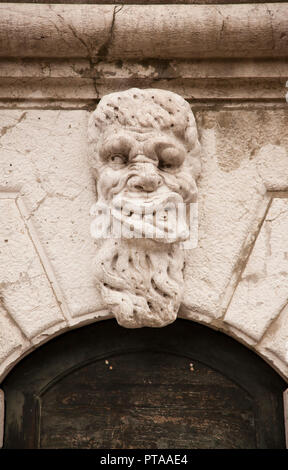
xmin=0 ymin=4 xmax=114 ymax=59
xmin=1 ymin=62 xmax=288 ymax=104
xmin=256 ymin=144 xmax=288 ymax=191
xmin=2 ymin=0 xmax=279 ymax=3
xmin=0 ymin=104 xmax=287 ymax=379
xmin=0 ymin=302 xmax=30 ymax=380
xmin=0 ymin=110 xmax=103 ymax=322
xmin=0 ymin=58 xmax=287 ymax=103
xmin=0 ymin=5 xmax=287 ymax=449
xmin=257 ymin=302 xmax=288 ymax=379
xmin=0 ymin=4 xmax=287 ymax=59
xmin=182 ymin=109 xmax=288 ymax=324
xmin=0 ymin=197 xmax=67 ymax=339
xmin=224 ymin=198 xmax=288 ymax=343
xmin=0 ymin=6 xmax=287 ymax=106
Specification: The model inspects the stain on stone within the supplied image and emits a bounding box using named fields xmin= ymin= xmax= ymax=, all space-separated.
xmin=195 ymin=112 xmax=215 ymax=131
xmin=241 ymin=273 xmax=263 ymax=284
xmin=213 ymin=110 xmax=288 ymax=172
xmin=216 ymin=111 xmax=231 ymax=129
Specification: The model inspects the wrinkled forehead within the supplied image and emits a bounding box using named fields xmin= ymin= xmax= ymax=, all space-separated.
xmin=98 ymin=124 xmax=187 ymax=145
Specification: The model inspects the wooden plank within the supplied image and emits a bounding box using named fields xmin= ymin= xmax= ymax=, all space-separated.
xmin=40 ymin=352 xmax=256 ymax=449
xmin=2 ymin=319 xmax=286 ymax=449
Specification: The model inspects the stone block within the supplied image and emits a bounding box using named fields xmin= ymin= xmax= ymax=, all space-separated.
xmin=0 ymin=197 xmax=66 ymax=339
xmin=224 ymin=198 xmax=288 ymax=343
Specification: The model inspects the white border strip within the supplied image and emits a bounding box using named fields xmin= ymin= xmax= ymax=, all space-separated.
xmin=284 ymin=389 xmax=288 ymax=449
xmin=0 ymin=389 xmax=4 ymax=448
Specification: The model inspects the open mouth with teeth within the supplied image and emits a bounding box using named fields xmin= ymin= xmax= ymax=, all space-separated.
xmin=108 ymin=192 xmax=190 ymax=242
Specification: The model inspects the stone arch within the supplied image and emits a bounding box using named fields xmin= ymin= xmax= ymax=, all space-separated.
xmin=1 ymin=319 xmax=286 ymax=449
xmin=0 ymin=309 xmax=287 ymax=384
xmin=0 ymin=134 xmax=288 ymax=383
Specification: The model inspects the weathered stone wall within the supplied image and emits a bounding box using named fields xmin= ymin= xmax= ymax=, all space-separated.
xmin=0 ymin=3 xmax=287 ymax=391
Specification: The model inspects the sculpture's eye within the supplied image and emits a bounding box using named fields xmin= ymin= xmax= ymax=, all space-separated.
xmin=158 ymin=146 xmax=184 ymax=171
xmin=109 ymin=154 xmax=127 ymax=165
xmin=158 ymin=161 xmax=173 ymax=170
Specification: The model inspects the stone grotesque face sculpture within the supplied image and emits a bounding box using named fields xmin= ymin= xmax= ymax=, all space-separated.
xmin=88 ymin=88 xmax=201 ymax=328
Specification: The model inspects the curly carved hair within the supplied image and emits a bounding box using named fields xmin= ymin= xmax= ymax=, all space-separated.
xmin=88 ymin=88 xmax=202 ymax=180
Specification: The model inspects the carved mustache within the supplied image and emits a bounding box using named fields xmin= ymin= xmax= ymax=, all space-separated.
xmin=100 ymin=168 xmax=186 ymax=201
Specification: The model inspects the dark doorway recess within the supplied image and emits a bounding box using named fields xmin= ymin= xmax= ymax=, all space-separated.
xmin=1 ymin=319 xmax=286 ymax=449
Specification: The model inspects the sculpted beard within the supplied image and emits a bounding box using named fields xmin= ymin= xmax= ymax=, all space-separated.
xmin=93 ymin=238 xmax=184 ymax=328
xmin=92 ymin=173 xmax=191 ymax=328
xmin=88 ymin=88 xmax=201 ymax=328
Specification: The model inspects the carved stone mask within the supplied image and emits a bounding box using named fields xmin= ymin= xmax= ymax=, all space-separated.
xmin=88 ymin=88 xmax=201 ymax=328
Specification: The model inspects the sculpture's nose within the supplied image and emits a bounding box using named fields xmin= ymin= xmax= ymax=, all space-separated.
xmin=127 ymin=163 xmax=162 ymax=192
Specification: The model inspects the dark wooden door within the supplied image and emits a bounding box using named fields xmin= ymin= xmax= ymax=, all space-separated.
xmin=1 ymin=320 xmax=286 ymax=448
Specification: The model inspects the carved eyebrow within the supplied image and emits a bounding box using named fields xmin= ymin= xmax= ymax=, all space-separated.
xmin=99 ymin=135 xmax=134 ymax=160
xmin=151 ymin=140 xmax=186 ymax=156
xmin=145 ymin=134 xmax=186 ymax=149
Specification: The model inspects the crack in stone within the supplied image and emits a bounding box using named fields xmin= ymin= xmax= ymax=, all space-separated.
xmin=15 ymin=197 xmax=72 ymax=323
xmin=0 ymin=112 xmax=27 ymax=138
xmin=26 ymin=188 xmax=86 ymax=219
xmin=96 ymin=4 xmax=123 ymax=60
xmin=266 ymin=207 xmax=288 ymax=223
xmin=57 ymin=13 xmax=93 ymax=59
xmin=266 ymin=5 xmax=276 ymax=51
xmin=90 ymin=4 xmax=124 ymax=98
xmin=0 ymin=273 xmax=43 ymax=291
xmin=220 ymin=196 xmax=273 ymax=320
xmin=46 ymin=16 xmax=74 ymax=52
xmin=215 ymin=6 xmax=225 ymax=39
xmin=51 ymin=5 xmax=124 ymax=100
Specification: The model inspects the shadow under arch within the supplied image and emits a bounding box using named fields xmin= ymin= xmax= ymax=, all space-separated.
xmin=1 ymin=318 xmax=286 ymax=449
